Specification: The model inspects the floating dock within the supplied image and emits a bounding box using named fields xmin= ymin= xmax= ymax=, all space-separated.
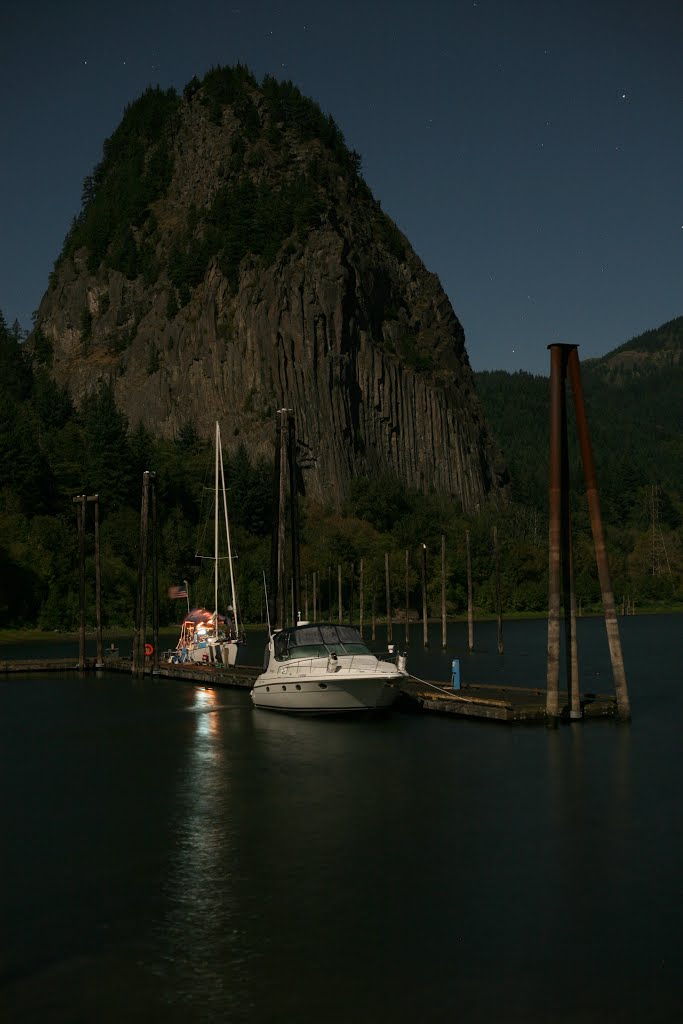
xmin=1 ymin=658 xmax=618 ymax=722
xmin=0 ymin=656 xmax=259 ymax=689
xmin=398 ymin=679 xmax=617 ymax=722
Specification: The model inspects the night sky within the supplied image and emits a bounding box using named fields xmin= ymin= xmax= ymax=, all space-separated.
xmin=1 ymin=0 xmax=681 ymax=374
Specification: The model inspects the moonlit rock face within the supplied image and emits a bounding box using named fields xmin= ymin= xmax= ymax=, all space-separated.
xmin=32 ymin=72 xmax=506 ymax=509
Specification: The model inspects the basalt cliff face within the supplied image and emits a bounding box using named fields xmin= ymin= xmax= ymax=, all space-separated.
xmin=32 ymin=68 xmax=506 ymax=508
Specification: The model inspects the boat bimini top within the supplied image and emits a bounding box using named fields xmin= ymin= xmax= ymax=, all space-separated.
xmin=272 ymin=624 xmax=373 ymax=662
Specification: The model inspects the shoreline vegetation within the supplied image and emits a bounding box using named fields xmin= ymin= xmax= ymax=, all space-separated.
xmin=2 ymin=606 xmax=681 ymax=646
xmin=2 ymin=303 xmax=681 ymax=636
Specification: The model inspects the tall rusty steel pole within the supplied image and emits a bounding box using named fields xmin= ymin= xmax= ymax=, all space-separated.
xmin=567 ymin=347 xmax=630 ymax=721
xmin=559 ymin=378 xmax=580 ymax=719
xmin=546 ymin=345 xmax=564 ymax=722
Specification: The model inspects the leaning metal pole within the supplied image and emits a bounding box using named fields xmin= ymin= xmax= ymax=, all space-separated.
xmin=566 ymin=346 xmax=631 ymax=721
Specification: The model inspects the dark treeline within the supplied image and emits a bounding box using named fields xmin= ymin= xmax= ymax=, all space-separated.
xmin=1 ymin=311 xmax=681 ymax=629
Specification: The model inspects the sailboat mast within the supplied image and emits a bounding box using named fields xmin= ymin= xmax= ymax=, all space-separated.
xmin=214 ymin=422 xmax=219 ymax=638
xmin=217 ymin=424 xmax=240 ymax=639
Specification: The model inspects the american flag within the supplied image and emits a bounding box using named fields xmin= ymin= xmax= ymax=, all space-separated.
xmin=168 ymin=584 xmax=188 ymax=599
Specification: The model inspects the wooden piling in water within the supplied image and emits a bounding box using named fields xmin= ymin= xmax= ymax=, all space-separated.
xmin=441 ymin=534 xmax=447 ymax=650
xmin=287 ymin=413 xmax=301 ymax=621
xmin=133 ymin=471 xmax=151 ymax=676
xmin=385 ymin=553 xmax=393 ymax=644
xmin=150 ymin=479 xmax=159 ymax=675
xmin=268 ymin=416 xmax=282 ymax=629
xmin=546 ymin=343 xmax=630 ymax=723
xmin=493 ymin=526 xmax=503 ymax=655
xmin=73 ymin=494 xmax=86 ymax=671
xmin=559 ymin=384 xmax=580 ymax=719
xmin=349 ymin=562 xmax=355 ymax=625
xmin=88 ymin=494 xmax=103 ymax=668
xmin=546 ymin=346 xmax=564 ymax=722
xmin=566 ymin=346 xmax=630 ymax=721
xmin=405 ymin=549 xmax=410 ymax=645
xmin=421 ymin=543 xmax=428 ymax=648
xmin=466 ymin=529 xmax=474 ymax=653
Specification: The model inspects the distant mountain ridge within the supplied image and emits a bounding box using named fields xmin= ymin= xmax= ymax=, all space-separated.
xmin=29 ymin=66 xmax=504 ymax=511
xmin=475 ymin=316 xmax=683 ymax=520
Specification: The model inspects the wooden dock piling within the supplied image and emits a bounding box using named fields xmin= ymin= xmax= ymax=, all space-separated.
xmin=546 ymin=343 xmax=631 ymax=724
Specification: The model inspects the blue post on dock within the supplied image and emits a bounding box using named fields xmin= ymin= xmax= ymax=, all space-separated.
xmin=452 ymin=658 xmax=461 ymax=690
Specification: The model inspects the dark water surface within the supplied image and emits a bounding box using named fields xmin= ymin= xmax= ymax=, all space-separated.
xmin=1 ymin=616 xmax=681 ymax=1022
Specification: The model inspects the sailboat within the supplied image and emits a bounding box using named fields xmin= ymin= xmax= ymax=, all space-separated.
xmin=169 ymin=422 xmax=242 ymax=667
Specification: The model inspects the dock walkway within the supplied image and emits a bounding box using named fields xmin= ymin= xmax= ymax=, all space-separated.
xmin=1 ymin=658 xmax=617 ymax=722
xmin=399 ymin=679 xmax=617 ymax=722
xmin=0 ymin=656 xmax=259 ymax=689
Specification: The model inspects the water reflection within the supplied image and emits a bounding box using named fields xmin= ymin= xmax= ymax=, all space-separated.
xmin=151 ymin=687 xmax=257 ymax=1019
xmin=3 ymin=617 xmax=681 ymax=1022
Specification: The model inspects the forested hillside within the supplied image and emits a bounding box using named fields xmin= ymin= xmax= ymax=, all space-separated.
xmin=2 ymin=311 xmax=681 ymax=629
xmin=475 ymin=317 xmax=683 ymax=605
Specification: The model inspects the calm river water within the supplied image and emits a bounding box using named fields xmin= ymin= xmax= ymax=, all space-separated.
xmin=1 ymin=615 xmax=681 ymax=1022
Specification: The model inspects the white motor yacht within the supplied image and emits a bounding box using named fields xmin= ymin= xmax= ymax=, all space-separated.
xmin=251 ymin=623 xmax=407 ymax=714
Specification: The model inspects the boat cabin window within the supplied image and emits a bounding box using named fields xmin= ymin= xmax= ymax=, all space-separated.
xmin=273 ymin=624 xmax=372 ymax=661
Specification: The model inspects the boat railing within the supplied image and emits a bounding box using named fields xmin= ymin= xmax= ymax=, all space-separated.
xmin=274 ymin=653 xmax=384 ymax=675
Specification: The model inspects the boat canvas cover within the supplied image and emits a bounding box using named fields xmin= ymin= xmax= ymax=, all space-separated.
xmin=274 ymin=625 xmax=369 ymax=660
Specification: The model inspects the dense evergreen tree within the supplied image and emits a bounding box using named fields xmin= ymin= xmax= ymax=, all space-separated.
xmin=0 ymin=309 xmax=680 ymax=628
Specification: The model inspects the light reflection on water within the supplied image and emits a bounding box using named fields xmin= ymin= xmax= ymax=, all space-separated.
xmin=150 ymin=687 xmax=261 ymax=1020
xmin=0 ymin=615 xmax=681 ymax=1022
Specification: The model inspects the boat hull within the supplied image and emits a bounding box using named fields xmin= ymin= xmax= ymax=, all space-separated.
xmin=171 ymin=640 xmax=238 ymax=667
xmin=251 ymin=674 xmax=402 ymax=714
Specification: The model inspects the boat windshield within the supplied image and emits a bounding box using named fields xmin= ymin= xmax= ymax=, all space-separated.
xmin=273 ymin=624 xmax=372 ymax=661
